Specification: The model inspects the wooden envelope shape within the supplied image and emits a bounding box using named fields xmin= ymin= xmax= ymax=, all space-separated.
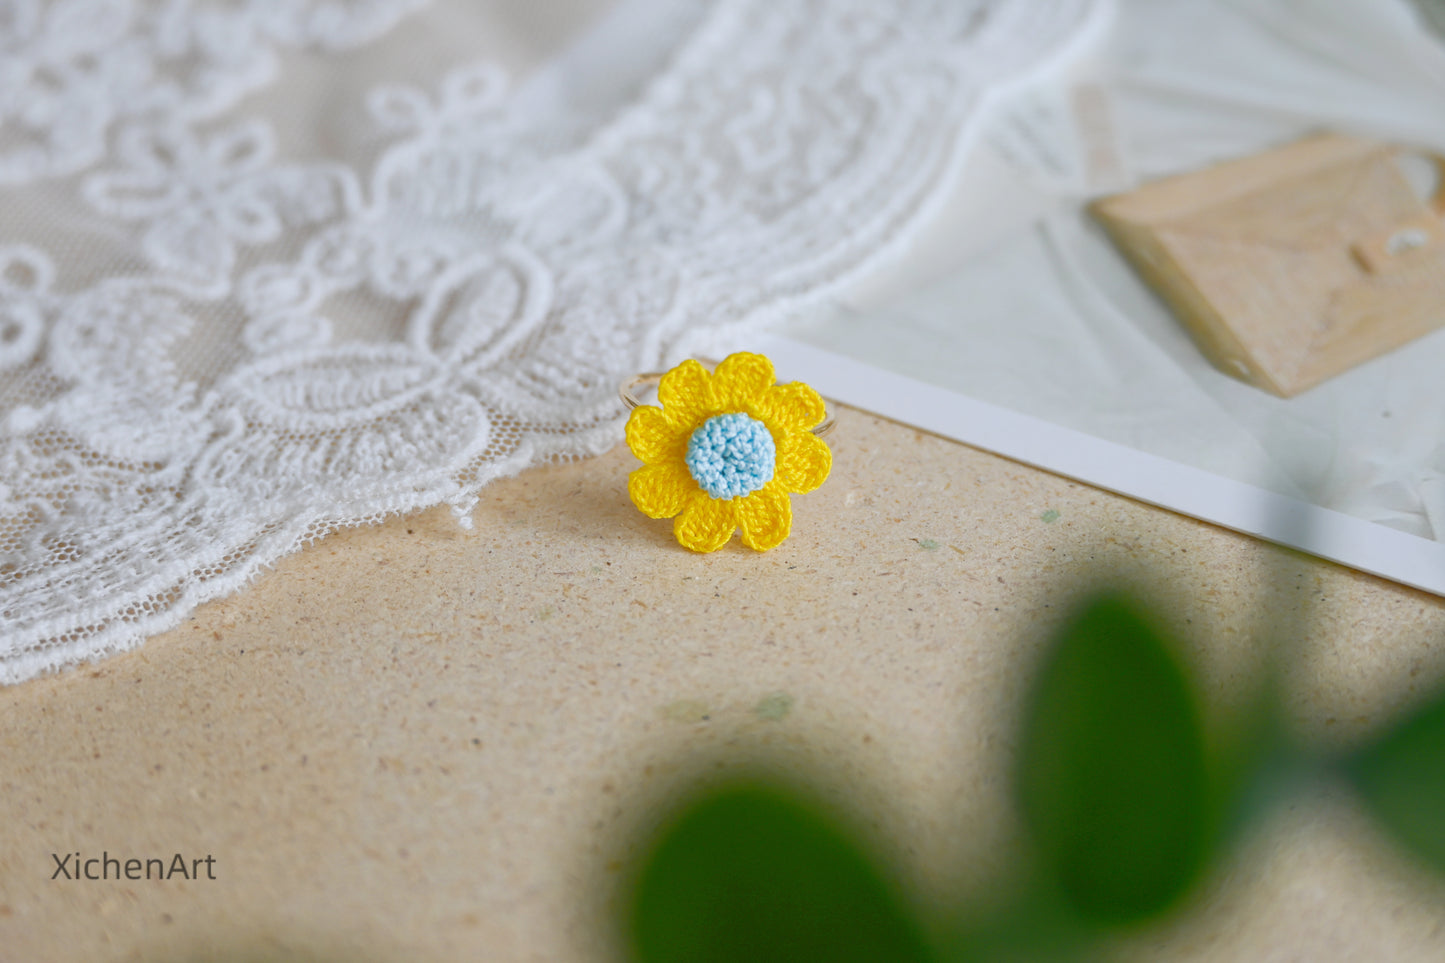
xmin=1091 ymin=133 xmax=1445 ymax=397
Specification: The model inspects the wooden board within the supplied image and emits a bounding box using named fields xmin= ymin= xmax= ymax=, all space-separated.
xmin=1091 ymin=133 xmax=1445 ymax=397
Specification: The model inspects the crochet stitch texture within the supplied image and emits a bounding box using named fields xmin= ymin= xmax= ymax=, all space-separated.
xmin=685 ymin=413 xmax=777 ymax=500
xmin=625 ymin=352 xmax=831 ymax=552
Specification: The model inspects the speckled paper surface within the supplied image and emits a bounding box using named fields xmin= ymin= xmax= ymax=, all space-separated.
xmin=4 ymin=409 xmax=1445 ymax=962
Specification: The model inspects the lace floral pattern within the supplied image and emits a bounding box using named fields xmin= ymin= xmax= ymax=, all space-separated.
xmin=0 ymin=0 xmax=1103 ymax=682
xmin=0 ymin=0 xmax=427 ymax=184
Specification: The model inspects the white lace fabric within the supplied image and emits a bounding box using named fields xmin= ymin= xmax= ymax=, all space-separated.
xmin=0 ymin=0 xmax=1103 ymax=683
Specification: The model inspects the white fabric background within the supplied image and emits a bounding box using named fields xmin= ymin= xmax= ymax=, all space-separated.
xmin=785 ymin=0 xmax=1445 ymax=544
xmin=0 ymin=0 xmax=1105 ymax=681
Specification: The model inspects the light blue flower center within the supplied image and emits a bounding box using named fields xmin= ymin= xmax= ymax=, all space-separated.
xmin=685 ymin=413 xmax=776 ymax=500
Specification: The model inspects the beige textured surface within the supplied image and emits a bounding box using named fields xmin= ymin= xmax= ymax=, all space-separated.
xmin=4 ymin=407 xmax=1445 ymax=962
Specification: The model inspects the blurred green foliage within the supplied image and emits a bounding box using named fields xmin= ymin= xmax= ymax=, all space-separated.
xmin=620 ymin=589 xmax=1445 ymax=961
xmin=1015 ymin=595 xmax=1210 ymax=923
xmin=627 ymin=784 xmax=934 ymax=963
xmin=1348 ymin=692 xmax=1445 ymax=875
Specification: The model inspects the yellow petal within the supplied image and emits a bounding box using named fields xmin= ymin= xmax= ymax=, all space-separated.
xmin=736 ymin=484 xmax=792 ymax=552
xmin=629 ymin=461 xmax=695 ymax=519
xmin=626 ymin=404 xmax=687 ymax=464
xmin=712 ymin=352 xmax=776 ymax=412
xmin=674 ymin=491 xmax=737 ymax=553
xmin=758 ymin=381 xmax=827 ymax=432
xmin=774 ymin=430 xmax=831 ymax=494
xmin=658 ymin=359 xmax=716 ymax=426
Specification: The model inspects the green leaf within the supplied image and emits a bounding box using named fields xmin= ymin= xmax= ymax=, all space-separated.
xmin=626 ymin=781 xmax=936 ymax=963
xmin=1015 ymin=593 xmax=1212 ymax=924
xmin=1348 ymin=688 xmax=1445 ymax=874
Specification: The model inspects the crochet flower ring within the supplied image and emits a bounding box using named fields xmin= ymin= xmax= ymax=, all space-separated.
xmin=622 ymin=353 xmax=832 ymax=552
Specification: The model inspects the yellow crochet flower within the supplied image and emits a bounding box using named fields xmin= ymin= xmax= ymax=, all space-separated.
xmin=626 ymin=352 xmax=832 ymax=552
